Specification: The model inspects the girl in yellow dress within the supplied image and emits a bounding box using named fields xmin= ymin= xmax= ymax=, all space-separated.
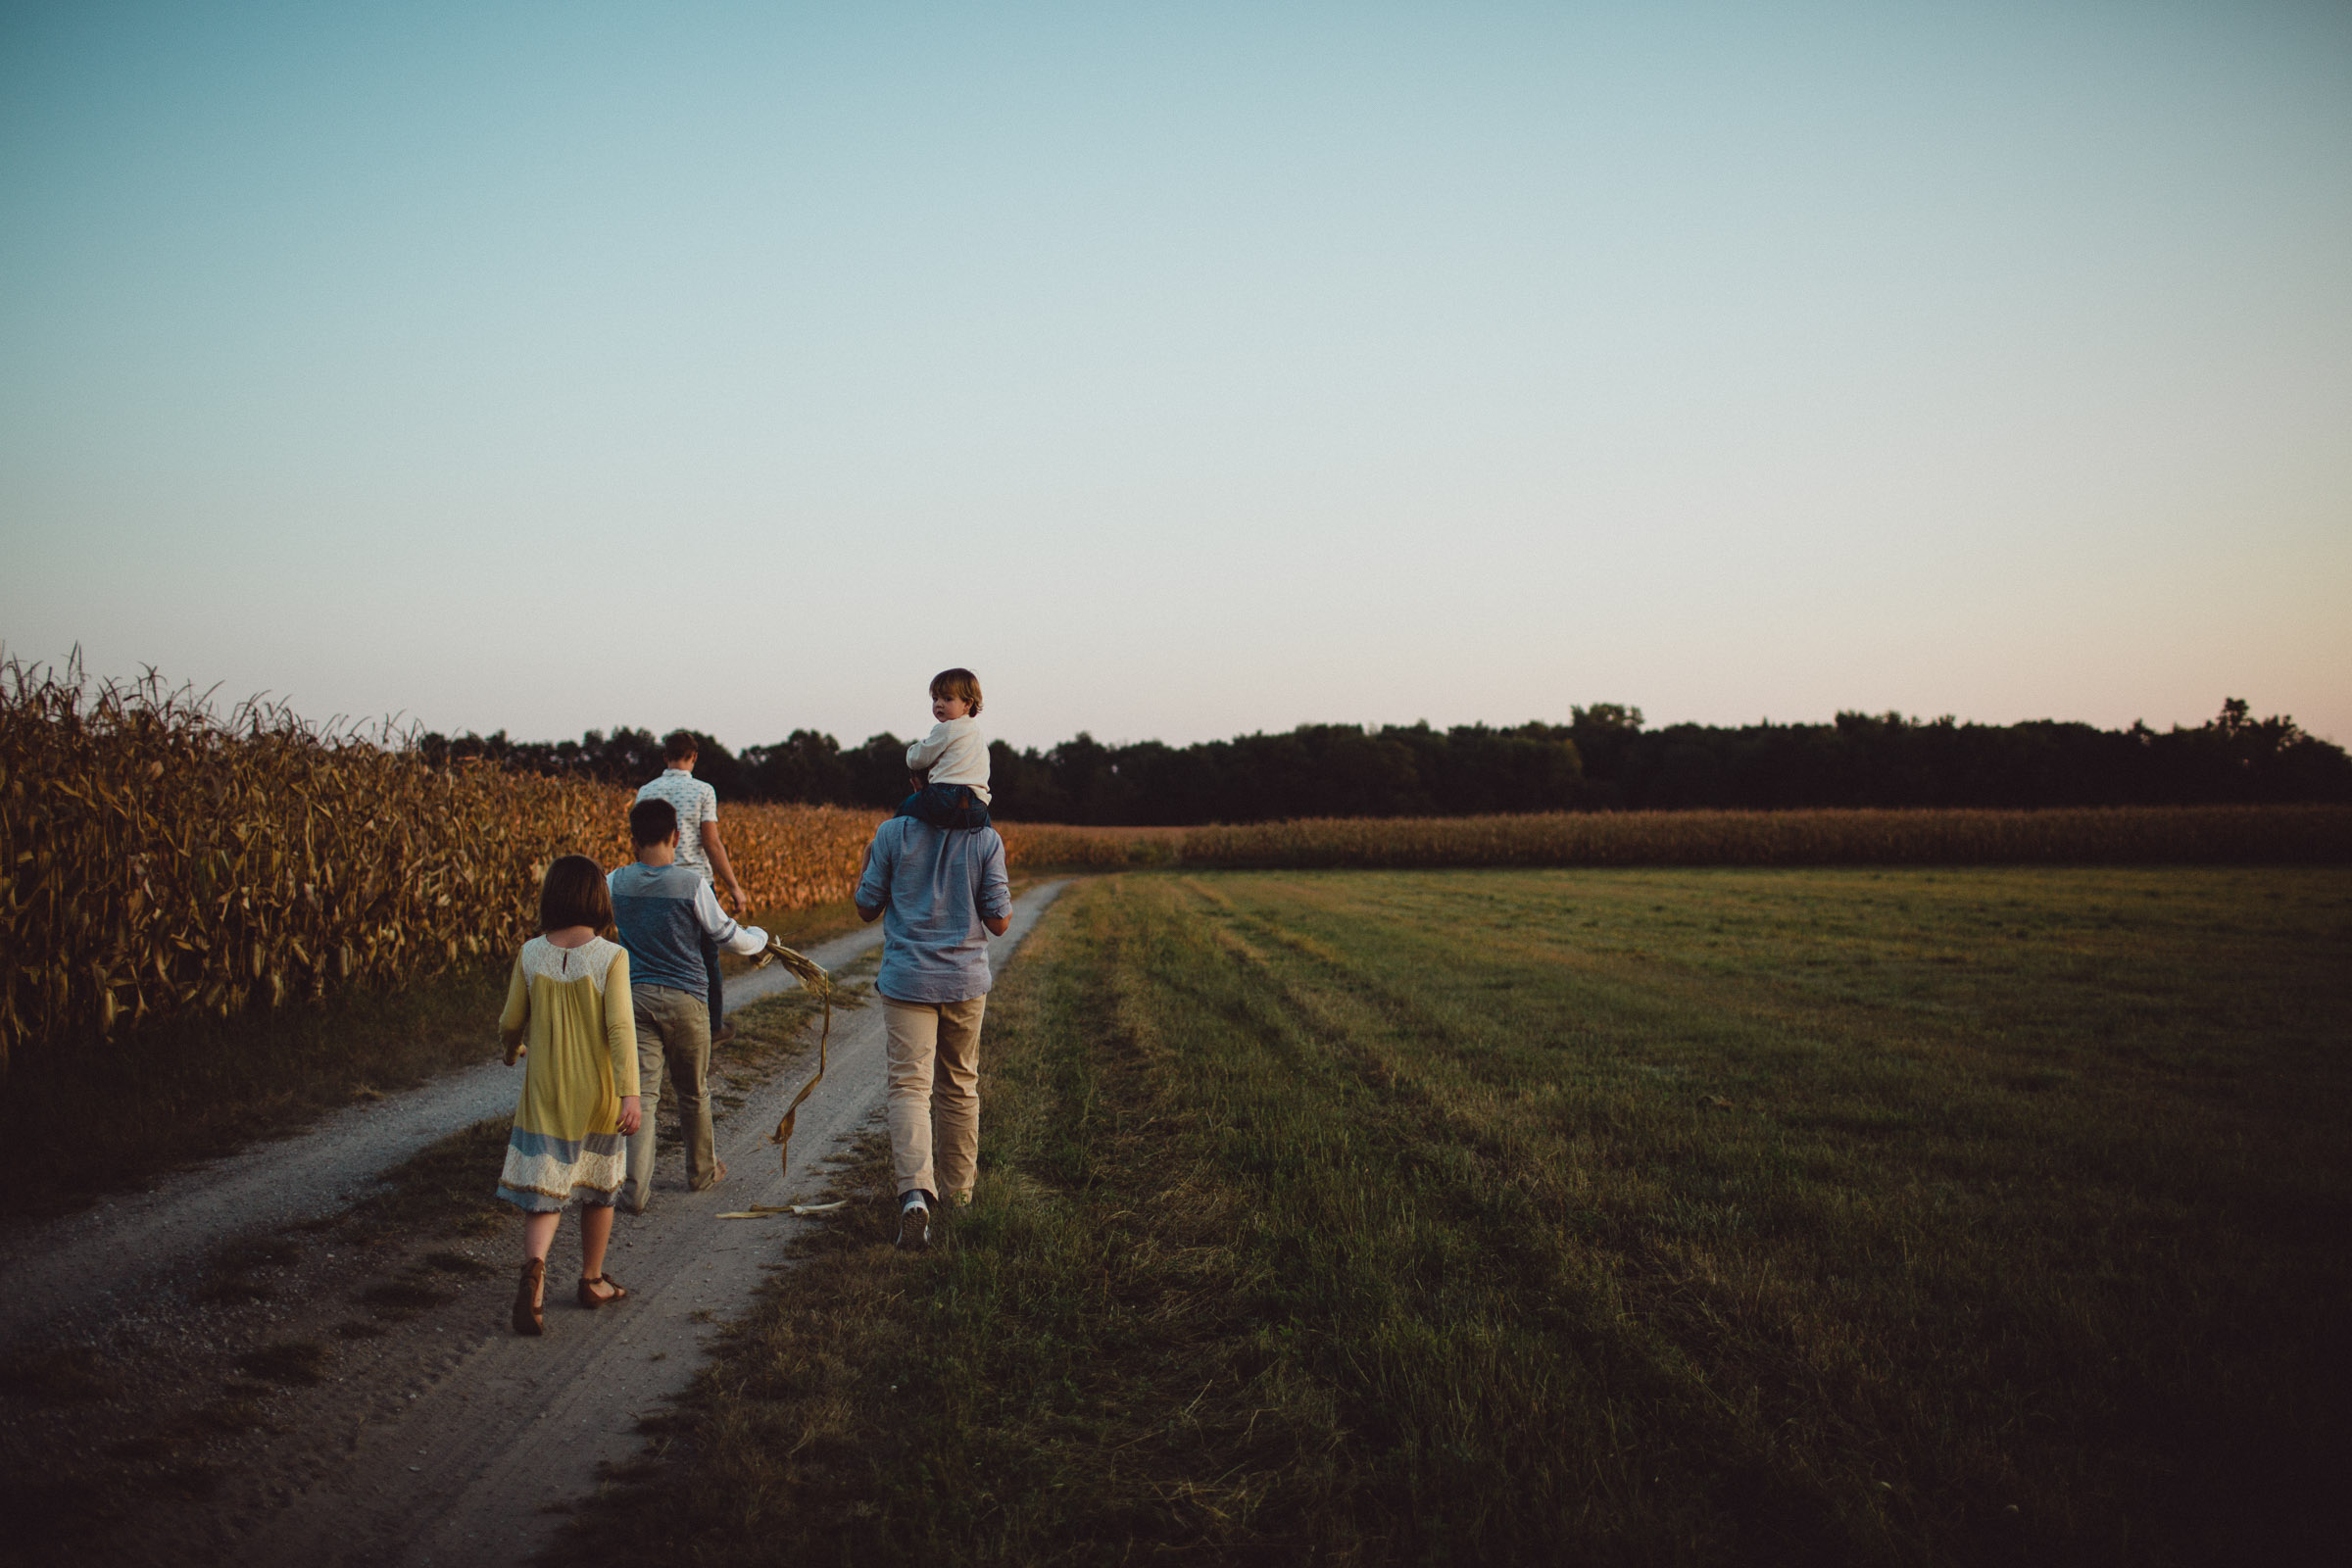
xmin=496 ymin=855 xmax=644 ymax=1335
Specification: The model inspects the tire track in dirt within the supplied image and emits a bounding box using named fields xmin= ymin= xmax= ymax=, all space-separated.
xmin=0 ymin=927 xmax=888 ymax=1353
xmin=242 ymin=880 xmax=1066 ymax=1568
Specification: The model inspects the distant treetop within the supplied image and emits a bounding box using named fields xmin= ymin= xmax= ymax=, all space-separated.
xmin=420 ymin=700 xmax=2348 ymax=823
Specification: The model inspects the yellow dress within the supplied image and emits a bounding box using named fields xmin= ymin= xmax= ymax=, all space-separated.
xmin=494 ymin=935 xmax=640 ymax=1211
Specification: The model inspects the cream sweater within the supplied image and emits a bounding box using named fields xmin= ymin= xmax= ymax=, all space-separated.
xmin=906 ymin=715 xmax=992 ymax=803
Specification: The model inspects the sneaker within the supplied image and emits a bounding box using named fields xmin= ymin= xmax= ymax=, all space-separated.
xmin=896 ymin=1190 xmax=933 ymax=1250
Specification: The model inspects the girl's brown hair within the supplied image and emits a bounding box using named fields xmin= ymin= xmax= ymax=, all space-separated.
xmin=930 ymin=667 xmax=983 ymax=715
xmin=539 ymin=855 xmax=612 ymax=934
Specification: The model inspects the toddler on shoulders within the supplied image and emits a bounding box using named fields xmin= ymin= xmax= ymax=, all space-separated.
xmin=901 ymin=667 xmax=992 ymax=831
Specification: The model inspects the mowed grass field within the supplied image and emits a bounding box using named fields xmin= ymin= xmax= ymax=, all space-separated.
xmin=570 ymin=867 xmax=2351 ymax=1567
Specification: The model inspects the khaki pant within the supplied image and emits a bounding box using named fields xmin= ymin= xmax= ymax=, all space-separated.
xmin=623 ymin=983 xmax=718 ymax=1212
xmin=883 ymin=995 xmax=986 ymax=1202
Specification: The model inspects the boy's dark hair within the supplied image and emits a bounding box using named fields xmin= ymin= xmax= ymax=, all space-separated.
xmin=539 ymin=855 xmax=612 ymax=933
xmin=662 ymin=729 xmax=700 ymax=763
xmin=930 ymin=667 xmax=983 ymax=716
xmin=630 ymin=797 xmax=680 ymax=848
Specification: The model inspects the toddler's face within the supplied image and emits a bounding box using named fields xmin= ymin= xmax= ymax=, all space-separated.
xmin=933 ymin=692 xmax=971 ymax=722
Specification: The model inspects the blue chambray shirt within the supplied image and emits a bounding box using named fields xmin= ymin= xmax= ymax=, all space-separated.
xmin=857 ymin=817 xmax=1011 ymax=1004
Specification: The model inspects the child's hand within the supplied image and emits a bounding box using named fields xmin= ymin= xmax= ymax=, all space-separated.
xmin=617 ymin=1095 xmax=643 ymax=1136
xmin=505 ymin=1042 xmax=526 ymax=1066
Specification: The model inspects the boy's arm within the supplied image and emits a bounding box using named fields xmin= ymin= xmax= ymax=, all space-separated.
xmin=696 ymin=785 xmax=747 ymax=909
xmin=604 ymin=868 xmax=630 ymax=948
xmin=906 ymin=721 xmax=952 ymax=771
xmin=701 ymin=819 xmax=749 ymax=911
xmin=690 ymin=878 xmax=767 ymax=956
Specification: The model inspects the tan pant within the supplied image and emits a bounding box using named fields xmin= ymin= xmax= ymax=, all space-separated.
xmin=882 ymin=995 xmax=986 ymax=1201
xmin=623 ymin=983 xmax=717 ymax=1212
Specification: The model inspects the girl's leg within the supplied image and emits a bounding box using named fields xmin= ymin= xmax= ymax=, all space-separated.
xmin=514 ymin=1209 xmax=558 ymax=1332
xmin=578 ymin=1203 xmax=614 ymax=1283
xmin=521 ymin=1210 xmax=560 ymax=1310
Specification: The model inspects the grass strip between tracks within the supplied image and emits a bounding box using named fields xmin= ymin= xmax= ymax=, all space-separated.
xmin=558 ymin=867 xmax=2351 ymax=1566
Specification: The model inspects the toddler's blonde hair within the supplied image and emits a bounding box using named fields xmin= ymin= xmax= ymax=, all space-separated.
xmin=930 ymin=668 xmax=982 ymax=716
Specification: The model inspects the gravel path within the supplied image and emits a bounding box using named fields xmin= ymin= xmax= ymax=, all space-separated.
xmin=242 ymin=880 xmax=1067 ymax=1568
xmin=0 ymin=920 xmax=890 ymax=1352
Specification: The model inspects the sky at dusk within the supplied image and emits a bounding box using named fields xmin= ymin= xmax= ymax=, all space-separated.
xmin=3 ymin=1 xmax=2347 ymax=752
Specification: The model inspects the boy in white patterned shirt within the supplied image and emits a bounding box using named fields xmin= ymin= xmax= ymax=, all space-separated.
xmin=634 ymin=730 xmax=751 ymax=1045
xmin=900 ymin=668 xmax=992 ymax=831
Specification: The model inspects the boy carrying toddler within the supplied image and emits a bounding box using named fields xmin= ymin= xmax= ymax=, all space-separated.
xmin=901 ymin=667 xmax=993 ymax=831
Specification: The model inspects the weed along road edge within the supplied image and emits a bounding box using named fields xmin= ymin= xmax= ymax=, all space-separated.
xmin=242 ymin=880 xmax=1066 ymax=1568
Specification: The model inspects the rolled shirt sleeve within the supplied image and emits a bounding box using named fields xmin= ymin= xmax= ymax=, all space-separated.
xmin=857 ymin=830 xmax=892 ymax=911
xmin=977 ymin=834 xmax=1010 ymax=923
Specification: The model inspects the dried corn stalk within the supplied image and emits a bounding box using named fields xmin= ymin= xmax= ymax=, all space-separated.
xmin=0 ymin=659 xmax=886 ymax=1066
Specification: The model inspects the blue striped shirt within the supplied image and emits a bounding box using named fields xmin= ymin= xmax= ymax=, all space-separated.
xmin=608 ymin=861 xmax=766 ymax=998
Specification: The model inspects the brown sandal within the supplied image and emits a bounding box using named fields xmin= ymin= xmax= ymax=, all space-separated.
xmin=513 ymin=1257 xmax=546 ymax=1336
xmin=577 ymin=1274 xmax=628 ymax=1309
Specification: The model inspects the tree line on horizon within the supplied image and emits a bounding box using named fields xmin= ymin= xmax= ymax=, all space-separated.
xmin=415 ymin=699 xmax=2350 ymax=824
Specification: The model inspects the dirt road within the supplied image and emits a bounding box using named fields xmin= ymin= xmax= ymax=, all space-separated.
xmin=0 ymin=921 xmax=890 ymax=1352
xmin=240 ymin=880 xmax=1066 ymax=1567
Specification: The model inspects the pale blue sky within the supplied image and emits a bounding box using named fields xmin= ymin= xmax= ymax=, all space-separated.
xmin=4 ymin=1 xmax=2347 ymax=750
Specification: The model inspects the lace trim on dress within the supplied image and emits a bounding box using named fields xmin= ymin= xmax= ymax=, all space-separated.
xmin=520 ymin=935 xmax=619 ymax=991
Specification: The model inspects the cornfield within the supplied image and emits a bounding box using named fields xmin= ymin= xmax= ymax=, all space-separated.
xmin=1168 ymin=806 xmax=2352 ymax=869
xmin=0 ymin=660 xmax=878 ymax=1065
xmin=994 ymin=822 xmax=1180 ymax=871
xmin=12 ymin=654 xmax=2345 ymax=1065
xmin=993 ymin=807 xmax=2352 ymax=870
xmin=709 ymin=801 xmax=888 ymax=907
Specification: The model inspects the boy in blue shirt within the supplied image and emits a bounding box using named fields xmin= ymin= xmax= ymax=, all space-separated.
xmin=610 ymin=797 xmax=769 ymax=1212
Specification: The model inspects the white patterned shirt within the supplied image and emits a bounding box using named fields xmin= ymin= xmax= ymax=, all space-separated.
xmin=635 ymin=769 xmax=719 ymax=878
